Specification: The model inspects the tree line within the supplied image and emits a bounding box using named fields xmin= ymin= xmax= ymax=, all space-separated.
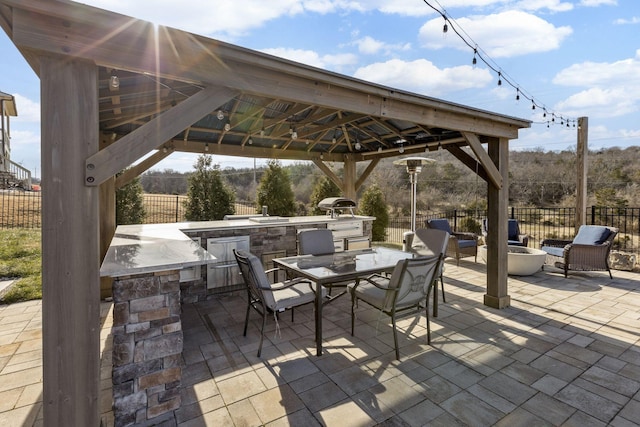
xmin=134 ymin=146 xmax=640 ymax=215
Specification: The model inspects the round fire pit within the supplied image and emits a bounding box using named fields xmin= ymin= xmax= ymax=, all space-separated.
xmin=479 ymin=245 xmax=546 ymax=276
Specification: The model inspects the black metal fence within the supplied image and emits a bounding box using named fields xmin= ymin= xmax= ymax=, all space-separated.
xmin=386 ymin=206 xmax=640 ymax=254
xmin=2 ymin=191 xmax=638 ymax=254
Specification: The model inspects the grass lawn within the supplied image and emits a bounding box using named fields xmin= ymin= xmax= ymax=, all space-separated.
xmin=0 ymin=228 xmax=42 ymax=303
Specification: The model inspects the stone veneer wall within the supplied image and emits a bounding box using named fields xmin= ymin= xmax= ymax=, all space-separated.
xmin=111 ymin=270 xmax=183 ymax=427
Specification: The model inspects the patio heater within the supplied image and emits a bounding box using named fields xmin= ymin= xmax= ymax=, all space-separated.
xmin=393 ymin=156 xmax=436 ymax=250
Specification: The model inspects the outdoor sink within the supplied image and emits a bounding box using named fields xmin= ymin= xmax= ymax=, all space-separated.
xmin=248 ymin=216 xmax=290 ymax=224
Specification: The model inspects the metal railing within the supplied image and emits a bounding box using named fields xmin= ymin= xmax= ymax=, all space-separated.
xmin=384 ymin=207 xmax=640 ymax=254
xmin=0 ymin=158 xmax=32 ymax=190
xmin=1 ymin=191 xmax=638 ymax=254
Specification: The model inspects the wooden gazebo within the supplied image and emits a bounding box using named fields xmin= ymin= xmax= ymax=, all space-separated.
xmin=0 ymin=0 xmax=531 ymax=424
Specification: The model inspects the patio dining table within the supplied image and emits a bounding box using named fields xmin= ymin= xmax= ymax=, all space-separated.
xmin=273 ymin=246 xmax=417 ymax=356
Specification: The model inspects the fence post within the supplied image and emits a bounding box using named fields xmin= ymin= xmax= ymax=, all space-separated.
xmin=175 ymin=195 xmax=179 ymax=223
xmin=590 ymin=206 xmax=595 ymax=225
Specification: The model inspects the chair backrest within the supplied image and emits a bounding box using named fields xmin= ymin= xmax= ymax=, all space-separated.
xmin=233 ymin=249 xmax=277 ymax=309
xmin=507 ymin=219 xmax=520 ymax=241
xmin=482 ymin=219 xmax=521 ymax=241
xmin=426 ymin=218 xmax=452 ymax=234
xmin=383 ymin=255 xmax=442 ymax=310
xmin=298 ymin=229 xmax=335 ymax=255
xmin=414 ymin=228 xmax=449 ymax=257
xmin=572 ymin=225 xmax=615 ymax=246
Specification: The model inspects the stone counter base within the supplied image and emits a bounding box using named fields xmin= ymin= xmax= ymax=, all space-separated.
xmin=112 ymin=270 xmax=183 ymax=427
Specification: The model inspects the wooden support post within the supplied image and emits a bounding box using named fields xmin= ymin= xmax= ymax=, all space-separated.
xmin=41 ymin=56 xmax=100 ymax=426
xmin=484 ymin=138 xmax=510 ymax=309
xmin=576 ymin=117 xmax=588 ymax=232
xmin=343 ymin=156 xmax=357 ymax=201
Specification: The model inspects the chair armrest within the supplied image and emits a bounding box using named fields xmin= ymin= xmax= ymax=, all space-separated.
xmin=269 ymin=277 xmax=313 ymax=291
xmin=540 ymin=238 xmax=572 ymax=248
xmin=451 ymin=232 xmax=477 ymax=241
xmin=264 ymin=267 xmax=281 ymax=275
xmin=565 ymin=242 xmax=611 ymax=256
xmin=564 ymin=242 xmax=612 ymax=268
xmin=354 ymin=274 xmax=396 ymax=292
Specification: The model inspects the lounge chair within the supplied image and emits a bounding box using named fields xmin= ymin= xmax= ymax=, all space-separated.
xmin=540 ymin=225 xmax=618 ymax=278
xmin=482 ymin=218 xmax=529 ymax=247
xmin=426 ymin=218 xmax=478 ymax=265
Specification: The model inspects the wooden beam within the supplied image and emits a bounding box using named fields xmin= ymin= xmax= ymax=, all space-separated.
xmin=115 ymin=148 xmax=172 ymax=189
xmin=85 ymin=85 xmax=238 ymax=186
xmin=445 ymin=145 xmax=489 ymax=182
xmin=41 ymin=55 xmax=100 ymax=426
xmin=462 ymin=132 xmax=502 ymax=189
xmin=355 ymin=158 xmax=380 ymax=192
xmin=312 ymin=159 xmax=342 ymax=190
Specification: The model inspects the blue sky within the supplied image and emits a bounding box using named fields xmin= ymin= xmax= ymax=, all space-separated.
xmin=2 ymin=0 xmax=639 ymax=176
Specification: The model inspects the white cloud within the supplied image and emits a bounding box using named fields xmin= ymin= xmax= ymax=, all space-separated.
xmin=12 ymin=94 xmax=40 ymax=122
xmin=579 ymin=0 xmax=617 ymax=6
xmin=551 ymin=50 xmax=640 ymax=118
xmin=353 ymin=59 xmax=493 ymax=96
xmin=614 ymin=17 xmax=640 ymax=25
xmin=555 ymin=87 xmax=637 ymax=118
xmin=79 ymin=0 xmax=305 ymax=39
xmin=553 ymin=53 xmax=640 ymax=88
xmin=260 ymin=47 xmax=358 ymax=71
xmin=513 ymin=0 xmax=574 ymax=12
xmin=352 ymin=36 xmax=411 ymax=55
xmin=419 ymin=10 xmax=573 ymax=58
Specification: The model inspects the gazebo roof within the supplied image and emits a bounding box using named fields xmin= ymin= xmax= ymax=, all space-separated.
xmin=2 ymin=0 xmax=530 ymax=172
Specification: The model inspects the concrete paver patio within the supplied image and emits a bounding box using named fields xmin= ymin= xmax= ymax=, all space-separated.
xmin=1 ymin=260 xmax=639 ymax=426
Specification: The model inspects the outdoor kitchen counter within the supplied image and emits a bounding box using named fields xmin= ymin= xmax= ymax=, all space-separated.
xmin=99 ymin=215 xmax=374 ymax=425
xmin=99 ymin=222 xmax=217 ymax=278
xmin=99 ymin=215 xmax=375 ymax=278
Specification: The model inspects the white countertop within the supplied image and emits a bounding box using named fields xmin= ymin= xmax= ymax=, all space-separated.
xmin=100 ymin=215 xmax=374 ymax=278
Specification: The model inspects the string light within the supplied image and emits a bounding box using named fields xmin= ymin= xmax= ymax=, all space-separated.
xmin=109 ymin=70 xmax=119 ymax=89
xmin=421 ymin=0 xmax=575 ymax=128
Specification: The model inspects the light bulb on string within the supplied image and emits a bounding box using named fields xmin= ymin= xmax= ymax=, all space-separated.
xmin=109 ymin=70 xmax=119 ymax=89
xmin=472 ymin=48 xmax=477 ymax=66
xmin=515 ymin=88 xmax=520 ymax=101
xmin=497 ymin=72 xmax=502 ymax=86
